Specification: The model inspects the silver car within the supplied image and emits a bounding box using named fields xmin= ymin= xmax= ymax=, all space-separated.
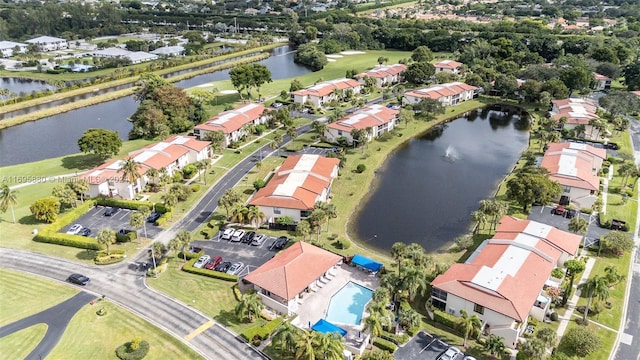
xmin=66 ymin=224 xmax=83 ymax=235
xmin=194 ymin=255 xmax=211 ymax=269
xmin=226 ymin=262 xmax=244 ymax=275
xmin=230 ymin=229 xmax=245 ymax=242
xmin=251 ymin=234 xmax=267 ymax=246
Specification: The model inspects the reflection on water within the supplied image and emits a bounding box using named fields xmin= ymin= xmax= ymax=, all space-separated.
xmin=1 ymin=77 xmax=56 ymax=94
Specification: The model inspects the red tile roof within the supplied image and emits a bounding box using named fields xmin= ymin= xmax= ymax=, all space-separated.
xmin=404 ymin=82 xmax=477 ymax=100
xmin=355 ymin=64 xmax=408 ymax=79
xmin=541 ymin=144 xmax=601 ymax=191
xmin=81 ymin=159 xmax=147 ymax=185
xmin=243 ymin=241 xmax=341 ymax=300
xmin=551 ymin=98 xmax=599 ymax=125
xmin=163 ymin=135 xmax=210 ymax=151
xmin=327 ymin=104 xmax=398 ymax=132
xmin=194 ymin=103 xmax=264 ymax=134
xmin=434 ymin=60 xmax=463 ymax=70
xmin=249 ymin=155 xmax=339 ymax=210
xmin=594 ymin=73 xmax=612 ymax=81
xmin=291 ymin=78 xmax=361 ymax=98
xmin=545 ymin=142 xmax=606 ymax=162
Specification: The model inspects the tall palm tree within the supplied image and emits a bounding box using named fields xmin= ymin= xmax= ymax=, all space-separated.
xmin=119 ymin=157 xmax=142 ymax=194
xmin=471 ymin=210 xmax=487 ymax=234
xmin=364 ymin=313 xmax=383 ymax=350
xmin=286 ymin=127 xmax=298 ymax=146
xmin=176 ymin=229 xmax=192 ymax=261
xmin=272 ymin=321 xmax=300 ymax=356
xmin=314 ymin=332 xmax=344 ymax=360
xmin=401 ymin=265 xmax=428 ymax=302
xmin=568 ymin=216 xmax=588 ymax=235
xmin=129 ymin=212 xmax=145 ymax=242
xmin=161 ymin=193 xmax=177 ymax=210
xmin=146 ymin=168 xmax=159 ymax=185
xmin=457 ymin=310 xmax=482 ymax=348
xmin=167 ymin=238 xmax=182 ymax=258
xmin=519 ymin=338 xmax=546 ymax=360
xmin=484 ymin=334 xmax=505 ymax=356
xmin=158 ymin=167 xmax=170 ymax=191
xmin=295 ymin=331 xmax=316 ymax=360
xmin=246 ymin=205 xmax=265 ymax=229
xmin=578 ymin=274 xmax=610 ymax=322
xmin=296 ymin=220 xmax=312 ymax=241
xmin=0 ymin=184 xmax=18 ymax=224
xmin=398 ymin=307 xmax=421 ymax=330
xmin=231 ymin=204 xmax=248 ymax=224
xmin=96 ymin=228 xmax=116 ymax=255
xmin=234 ymin=292 xmax=264 ymax=323
xmin=391 ymin=242 xmax=407 ymax=275
xmin=194 ymin=160 xmax=207 ymax=184
xmin=138 ymin=206 xmax=151 ymax=239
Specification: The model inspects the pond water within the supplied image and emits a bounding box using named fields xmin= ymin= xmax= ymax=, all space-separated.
xmin=0 ymin=45 xmax=312 ymax=166
xmin=354 ymin=107 xmax=530 ymax=253
xmin=1 ymin=77 xmax=56 ymax=95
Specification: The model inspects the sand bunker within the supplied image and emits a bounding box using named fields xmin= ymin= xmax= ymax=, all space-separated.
xmin=340 ymin=51 xmax=366 ymax=55
xmin=326 ymin=54 xmax=344 ymax=58
xmin=327 ymin=59 xmax=337 ymax=62
xmin=219 ymin=90 xmax=238 ymax=94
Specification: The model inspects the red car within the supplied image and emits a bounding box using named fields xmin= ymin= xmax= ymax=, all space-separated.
xmin=554 ymin=205 xmax=566 ymax=216
xmin=204 ymin=256 xmax=223 ymax=270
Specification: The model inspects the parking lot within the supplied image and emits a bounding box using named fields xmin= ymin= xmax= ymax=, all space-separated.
xmin=191 ymin=231 xmax=283 ymax=276
xmin=527 ymin=205 xmax=609 ymax=246
xmin=394 ymin=331 xmax=458 ymax=360
xmin=61 ymin=206 xmax=162 ymax=239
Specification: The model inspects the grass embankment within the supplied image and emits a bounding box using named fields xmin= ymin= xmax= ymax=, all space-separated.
xmin=47 ymin=300 xmax=204 ymax=359
xmin=0 ymin=268 xmax=78 ymax=326
xmin=0 ymin=324 xmax=47 ymax=359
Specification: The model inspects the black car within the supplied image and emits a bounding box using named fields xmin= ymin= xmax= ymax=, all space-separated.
xmin=605 ymin=142 xmax=619 ymax=150
xmin=67 ymin=273 xmax=90 ymax=285
xmin=241 ymin=231 xmax=256 ymax=243
xmin=79 ymin=228 xmax=92 ymax=237
xmin=273 ymin=236 xmax=290 ymax=250
xmin=565 ymin=209 xmax=577 ymax=219
xmin=103 ymin=207 xmax=119 ymax=216
xmin=214 ymin=261 xmax=232 ymax=272
xmin=147 ymin=212 xmax=161 ymax=223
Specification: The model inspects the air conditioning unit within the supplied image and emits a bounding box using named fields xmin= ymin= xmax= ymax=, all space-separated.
xmin=448 ymin=308 xmax=456 ymax=315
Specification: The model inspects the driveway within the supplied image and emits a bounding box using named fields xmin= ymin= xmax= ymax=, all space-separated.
xmin=527 ymin=205 xmax=609 ymax=245
xmin=394 ymin=331 xmax=452 ymax=360
xmin=62 ymin=205 xmax=162 ymax=239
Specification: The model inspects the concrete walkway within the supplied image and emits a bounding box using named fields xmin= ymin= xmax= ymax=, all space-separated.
xmin=556 ymin=257 xmax=596 ymax=337
xmin=0 ymin=292 xmax=95 ymax=360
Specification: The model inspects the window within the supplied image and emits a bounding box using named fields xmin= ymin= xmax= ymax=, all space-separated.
xmin=474 ymin=303 xmax=484 ymax=315
xmin=300 ymin=210 xmax=312 ymax=218
xmin=273 ymin=207 xmax=281 ymax=215
xmin=338 ymin=130 xmax=343 ymax=136
xmin=563 ymin=185 xmax=571 ymax=194
xmin=431 ymin=288 xmax=448 ymax=301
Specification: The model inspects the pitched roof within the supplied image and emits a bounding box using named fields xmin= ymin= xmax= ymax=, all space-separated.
xmin=404 ymin=82 xmax=477 ymax=100
xmin=355 ymin=64 xmax=408 ymax=79
xmin=327 ymin=104 xmax=398 ymax=132
xmin=551 ymin=98 xmax=599 ymax=125
xmin=243 ymin=241 xmax=341 ymax=300
xmin=431 ymin=217 xmax=580 ymax=322
xmin=194 ymin=103 xmax=265 ymax=134
xmin=291 ymin=78 xmax=361 ymax=98
xmin=249 ymin=155 xmax=340 ymax=210
xmin=81 ymin=159 xmax=147 ymax=185
xmin=0 ymin=41 xmax=26 ymax=50
xmin=545 ymin=142 xmax=606 ymax=162
xmin=434 ymin=60 xmax=463 ymax=70
xmin=540 ymin=144 xmax=601 ymax=191
xmin=26 ymin=36 xmax=66 ymax=44
xmin=163 ymin=135 xmax=210 ymax=152
xmin=594 ymin=73 xmax=612 ymax=81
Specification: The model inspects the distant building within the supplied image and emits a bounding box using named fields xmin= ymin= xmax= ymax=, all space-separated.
xmin=291 ymin=78 xmax=362 ymax=108
xmin=92 ymin=47 xmax=158 ymax=64
xmin=403 ymin=82 xmax=477 ymax=106
xmin=0 ymin=41 xmax=27 ymax=57
xmin=150 ymin=46 xmax=185 ymax=57
xmin=194 ymin=103 xmax=266 ymax=146
xmin=593 ymin=73 xmax=612 ymax=91
xmin=434 ymin=60 xmax=464 ymax=74
xmin=25 ymin=36 xmax=68 ymax=52
xmin=550 ymin=98 xmax=600 ymax=137
xmin=354 ymin=64 xmax=407 ymax=87
xmin=325 ymin=104 xmax=399 ymax=144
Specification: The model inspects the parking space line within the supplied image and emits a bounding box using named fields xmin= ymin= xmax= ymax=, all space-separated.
xmin=117 ymin=210 xmax=129 ymax=221
xmin=419 ymin=338 xmax=437 ymax=354
xmin=184 ymin=320 xmax=215 ymax=341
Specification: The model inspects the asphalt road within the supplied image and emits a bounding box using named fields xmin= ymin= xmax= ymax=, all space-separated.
xmin=0 ymin=292 xmax=95 ymax=360
xmin=0 ymin=248 xmax=266 ymax=360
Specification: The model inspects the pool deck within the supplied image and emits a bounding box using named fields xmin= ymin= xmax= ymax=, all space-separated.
xmin=291 ymin=263 xmax=380 ymax=337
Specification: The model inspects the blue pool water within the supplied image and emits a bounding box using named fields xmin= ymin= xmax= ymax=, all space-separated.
xmin=325 ymin=282 xmax=373 ymax=325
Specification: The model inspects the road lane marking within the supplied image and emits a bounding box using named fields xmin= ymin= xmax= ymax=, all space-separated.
xmin=184 ymin=320 xmax=215 ymax=341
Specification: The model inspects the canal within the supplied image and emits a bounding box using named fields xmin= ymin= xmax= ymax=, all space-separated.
xmin=354 ymin=107 xmax=530 ymax=253
xmin=0 ymin=45 xmax=311 ymax=166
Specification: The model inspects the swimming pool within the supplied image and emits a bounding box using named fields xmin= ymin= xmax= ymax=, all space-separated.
xmin=325 ymin=282 xmax=373 ymax=325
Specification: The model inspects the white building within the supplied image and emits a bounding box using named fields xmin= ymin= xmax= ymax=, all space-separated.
xmin=0 ymin=41 xmax=27 ymax=57
xmin=25 ymin=36 xmax=68 ymax=52
xmin=150 ymin=46 xmax=185 ymax=57
xmin=593 ymin=73 xmax=612 ymax=91
xmin=354 ymin=64 xmax=407 ymax=87
xmin=92 ymin=47 xmax=158 ymax=64
xmin=434 ymin=60 xmax=464 ymax=74
xmin=403 ymin=82 xmax=477 ymax=106
xmin=291 ymin=78 xmax=362 ymax=108
xmin=324 ymin=104 xmax=399 ymax=144
xmin=550 ymin=98 xmax=600 ymax=137
xmin=194 ymin=103 xmax=267 ymax=146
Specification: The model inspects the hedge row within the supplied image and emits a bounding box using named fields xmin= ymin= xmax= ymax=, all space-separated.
xmin=433 ymin=309 xmax=459 ymax=332
xmin=155 ymin=212 xmax=171 ymax=226
xmin=95 ymin=254 xmax=126 ymax=265
xmin=34 ymin=233 xmax=103 ymax=250
xmin=233 ymin=285 xmax=243 ymax=302
xmin=373 ymin=337 xmax=397 ymax=353
xmin=240 ymin=318 xmax=284 ymax=342
xmin=116 ymin=231 xmax=137 ymax=243
xmin=96 ymin=197 xmax=155 ymax=212
xmin=44 ymin=200 xmax=96 ymax=233
xmin=182 ymin=257 xmax=238 ymax=282
xmin=379 ymin=332 xmax=410 ymax=346
xmin=180 ymin=250 xmax=203 ymax=260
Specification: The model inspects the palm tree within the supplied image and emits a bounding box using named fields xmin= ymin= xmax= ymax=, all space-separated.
xmin=146 ymin=168 xmax=159 ymax=185
xmin=119 ymin=158 xmax=142 ymax=193
xmin=535 ymin=327 xmax=557 ymax=348
xmin=578 ymin=274 xmax=610 ymax=322
xmin=234 ymin=292 xmax=264 ymax=323
xmin=519 ymin=338 xmax=546 ymax=360
xmin=176 ymin=230 xmax=192 ymax=261
xmin=568 ymin=216 xmax=588 ymax=235
xmin=246 ymin=205 xmax=265 ymax=229
xmin=0 ymin=184 xmax=18 ymax=224
xmin=150 ymin=241 xmax=166 ymax=260
xmin=231 ymin=204 xmax=248 ymax=224
xmin=401 ymin=265 xmax=427 ymax=302
xmin=296 ymin=219 xmax=312 ymax=241
xmin=138 ymin=205 xmax=151 ymax=239
xmin=604 ymin=265 xmax=625 ymax=287
xmin=294 ymin=330 xmax=316 ymax=360
xmin=364 ymin=313 xmax=383 ymax=349
xmin=286 ymin=127 xmax=298 ymax=146
xmin=314 ymin=332 xmax=344 ymax=360
xmin=194 ymin=160 xmax=206 ymax=184
xmin=161 ymin=193 xmax=177 ymax=210
xmin=457 ymin=310 xmax=482 ymax=348
xmin=129 ymin=212 xmax=145 ymax=242
xmin=158 ymin=167 xmax=170 ymax=192
xmin=484 ymin=334 xmax=505 ymax=356
xmin=471 ymin=210 xmax=487 ymax=234
xmin=391 ymin=242 xmax=407 ymax=275
xmin=167 ymin=238 xmax=182 ymax=258
xmin=398 ymin=307 xmax=421 ymax=330
xmin=562 ymin=259 xmax=586 ymax=305
xmin=96 ymin=228 xmax=116 ymax=255
xmin=272 ymin=321 xmax=301 ymax=356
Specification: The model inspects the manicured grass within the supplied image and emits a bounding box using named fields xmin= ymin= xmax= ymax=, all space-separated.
xmin=557 ymin=321 xmax=616 ymax=360
xmin=46 ymin=300 xmax=204 ymax=359
xmin=146 ymin=257 xmax=264 ymax=334
xmin=0 ymin=324 xmax=47 ymax=358
xmin=0 ymin=268 xmax=78 ymax=326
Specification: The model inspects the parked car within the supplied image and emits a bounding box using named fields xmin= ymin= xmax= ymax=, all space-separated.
xmin=271 ymin=102 xmax=283 ymax=108
xmin=251 ymin=234 xmax=268 ymax=246
xmin=194 ymin=255 xmax=211 ymax=269
xmin=231 ymin=229 xmax=245 ymax=242
xmin=565 ymin=209 xmax=577 ymax=219
xmin=272 ymin=236 xmax=290 ymax=250
xmin=103 ymin=207 xmax=119 ymax=216
xmin=215 ymin=261 xmax=232 ymax=272
xmin=204 ymin=256 xmax=223 ymax=270
xmin=66 ymin=224 xmax=83 ymax=235
xmin=553 ymin=206 xmax=566 ymax=216
xmin=67 ymin=273 xmax=90 ymax=285
xmin=438 ymin=346 xmax=462 ymax=360
xmin=79 ymin=228 xmax=92 ymax=237
xmin=226 ymin=262 xmax=245 ymax=275
xmin=611 ymin=219 xmax=628 ymax=231
xmin=605 ymin=142 xmax=619 ymax=150
xmin=221 ymin=228 xmax=235 ymax=240
xmin=463 ymin=357 xmax=477 ymax=360
xmin=147 ymin=212 xmax=161 ymax=223
xmin=241 ymin=231 xmax=256 ymax=244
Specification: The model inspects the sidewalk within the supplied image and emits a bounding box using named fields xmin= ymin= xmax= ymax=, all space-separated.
xmin=556 ymin=257 xmax=596 ymax=337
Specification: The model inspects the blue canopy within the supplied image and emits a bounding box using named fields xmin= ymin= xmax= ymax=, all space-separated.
xmin=312 ymin=319 xmax=347 ymax=337
xmin=352 ymin=254 xmax=383 ymax=272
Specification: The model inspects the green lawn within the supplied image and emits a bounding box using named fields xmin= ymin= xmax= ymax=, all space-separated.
xmin=557 ymin=321 xmax=617 ymax=360
xmin=0 ymin=267 xmax=78 ymax=327
xmin=46 ymin=300 xmax=204 ymax=359
xmin=0 ymin=324 xmax=47 ymax=359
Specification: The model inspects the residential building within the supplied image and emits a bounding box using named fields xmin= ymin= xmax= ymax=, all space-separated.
xmin=549 ymin=98 xmax=600 ymax=137
xmin=434 ymin=60 xmax=464 ymax=74
xmin=92 ymin=47 xmax=158 ymax=64
xmin=194 ymin=103 xmax=266 ymax=146
xmin=0 ymin=41 xmax=27 ymax=57
xmin=150 ymin=46 xmax=185 ymax=57
xmin=324 ymin=104 xmax=399 ymax=144
xmin=82 ymin=159 xmax=147 ymax=200
xmin=249 ymin=154 xmax=340 ymax=224
xmin=593 ymin=73 xmax=612 ymax=91
xmin=403 ymin=82 xmax=477 ymax=106
xmin=242 ymin=241 xmax=342 ymax=316
xmin=431 ymin=216 xmax=582 ymax=349
xmin=25 ymin=36 xmax=68 ymax=51
xmin=540 ymin=142 xmax=605 ymax=209
xmin=291 ymin=78 xmax=362 ymax=108
xmin=354 ymin=64 xmax=407 ymax=87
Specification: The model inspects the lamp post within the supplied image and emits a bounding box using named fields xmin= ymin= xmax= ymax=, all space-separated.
xmin=150 ymin=246 xmax=157 ymax=279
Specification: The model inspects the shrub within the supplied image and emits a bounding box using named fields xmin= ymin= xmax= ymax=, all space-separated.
xmin=580 ymin=208 xmax=593 ymax=214
xmin=232 ymin=285 xmax=242 ymax=301
xmin=333 ymin=239 xmax=351 ymax=249
xmin=34 ymin=233 xmax=103 ymax=250
xmin=190 ymin=184 xmax=201 ymax=192
xmin=115 ymin=338 xmax=150 ymax=360
xmin=407 ymin=327 xmax=420 ymax=336
xmin=551 ymin=268 xmax=564 ymax=279
xmin=549 ymin=312 xmax=558 ymax=321
xmin=116 ymin=230 xmax=137 ymax=243
xmin=380 ymin=332 xmax=410 ymax=345
xmin=42 ymin=200 xmax=95 ymax=233
xmin=155 ymin=212 xmax=171 ymax=226
xmin=373 ymin=337 xmax=397 ymax=353
xmin=253 ymin=179 xmax=266 ymax=190
xmin=96 ymin=307 xmax=107 ymax=316
xmin=240 ymin=318 xmax=284 ymax=342
xmin=559 ymin=327 xmax=601 ymax=356
xmin=286 ymin=143 xmax=304 ymax=152
xmin=356 ymin=164 xmax=366 ymax=173
xmin=96 ymin=198 xmax=153 ymax=212
xmin=433 ymin=309 xmax=458 ymax=331
xmin=182 ymin=257 xmax=238 ymax=282
xmin=171 ymin=172 xmax=183 ymax=183
xmin=182 ymin=164 xmax=197 ymax=179
xmin=153 ymin=203 xmax=171 ymax=214
xmin=95 ymin=253 xmax=126 ymax=265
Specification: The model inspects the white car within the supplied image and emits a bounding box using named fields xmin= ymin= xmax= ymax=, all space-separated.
xmin=463 ymin=356 xmax=477 ymax=360
xmin=251 ymin=234 xmax=268 ymax=246
xmin=66 ymin=224 xmax=83 ymax=235
xmin=230 ymin=229 xmax=245 ymax=242
xmin=226 ymin=262 xmax=244 ymax=275
xmin=194 ymin=255 xmax=211 ymax=269
xmin=439 ymin=347 xmax=462 ymax=360
xmin=221 ymin=228 xmax=235 ymax=240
